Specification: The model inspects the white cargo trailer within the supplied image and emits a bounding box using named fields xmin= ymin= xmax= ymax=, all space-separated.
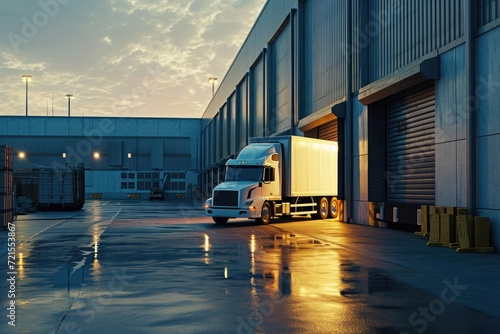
xmin=205 ymin=135 xmax=339 ymax=224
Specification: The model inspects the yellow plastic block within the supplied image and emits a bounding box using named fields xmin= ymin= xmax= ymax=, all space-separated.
xmin=440 ymin=214 xmax=456 ymax=244
xmin=429 ymin=214 xmax=441 ymax=243
xmin=446 ymin=207 xmax=456 ymax=216
xmin=456 ymin=215 xmax=472 ymax=248
xmin=474 ymin=217 xmax=490 ymax=248
xmin=420 ymin=205 xmax=430 ymax=235
xmin=429 ymin=206 xmax=439 ymax=215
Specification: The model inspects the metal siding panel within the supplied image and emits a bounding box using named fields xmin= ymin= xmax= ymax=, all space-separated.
xmin=250 ymin=57 xmax=265 ymax=137
xmin=214 ymin=113 xmax=220 ymax=162
xmin=219 ymin=110 xmax=224 ymax=160
xmin=386 ymin=83 xmax=435 ymax=204
xmin=477 ymin=0 xmax=500 ymax=27
xmin=222 ymin=104 xmax=228 ymax=159
xmin=303 ymin=2 xmax=312 ymax=116
xmin=66 ymin=139 xmax=92 ymax=168
xmin=108 ymin=141 xmax=123 ymax=167
xmin=151 ymin=140 xmax=163 ymax=170
xmin=207 ymin=122 xmax=211 ymax=165
xmin=165 ymin=157 xmax=190 ymax=171
xmin=303 ymin=0 xmax=347 ymax=115
xmin=200 ymin=129 xmax=206 ymax=168
xmin=164 ymin=138 xmax=190 ymax=155
xmin=210 ymin=120 xmax=215 ymax=163
xmin=237 ymin=78 xmax=248 ymax=152
xmin=229 ymin=93 xmax=236 ymax=155
xmin=352 ymin=0 xmax=359 ymax=91
xmin=368 ymin=0 xmax=464 ymax=83
xmin=272 ymin=23 xmax=291 ymax=134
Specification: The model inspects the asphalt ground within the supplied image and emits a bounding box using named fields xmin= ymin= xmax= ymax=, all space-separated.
xmin=0 ymin=199 xmax=499 ymax=333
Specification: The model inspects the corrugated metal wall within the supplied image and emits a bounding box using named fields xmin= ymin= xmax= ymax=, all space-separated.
xmin=303 ymin=0 xmax=347 ymax=117
xmin=477 ymin=0 xmax=500 ymax=28
xmin=237 ymin=76 xmax=248 ymax=152
xmin=229 ymin=93 xmax=237 ymax=155
xmin=221 ymin=104 xmax=229 ymax=159
xmin=214 ymin=113 xmax=221 ymax=162
xmin=368 ymin=0 xmax=464 ymax=83
xmin=151 ymin=140 xmax=163 ymax=170
xmin=269 ymin=20 xmax=291 ymax=134
xmin=209 ymin=119 xmax=215 ymax=164
xmin=250 ymin=56 xmax=266 ymax=137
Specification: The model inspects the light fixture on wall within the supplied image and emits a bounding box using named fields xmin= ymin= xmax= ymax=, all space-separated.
xmin=127 ymin=153 xmax=132 ymax=159
xmin=62 ymin=152 xmax=67 ymax=158
xmin=18 ymin=151 xmax=26 ymax=159
xmin=93 ymin=152 xmax=100 ymax=159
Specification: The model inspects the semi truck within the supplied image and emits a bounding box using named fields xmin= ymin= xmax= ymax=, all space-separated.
xmin=205 ymin=135 xmax=339 ymax=224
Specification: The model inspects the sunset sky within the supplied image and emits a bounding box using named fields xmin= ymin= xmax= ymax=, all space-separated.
xmin=0 ymin=0 xmax=266 ymax=118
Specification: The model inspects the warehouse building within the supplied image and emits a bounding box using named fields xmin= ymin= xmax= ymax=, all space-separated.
xmin=0 ymin=116 xmax=200 ymax=200
xmin=199 ymin=0 xmax=500 ymax=247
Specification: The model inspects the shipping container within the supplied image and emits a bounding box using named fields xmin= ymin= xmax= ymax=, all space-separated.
xmin=13 ymin=163 xmax=85 ymax=211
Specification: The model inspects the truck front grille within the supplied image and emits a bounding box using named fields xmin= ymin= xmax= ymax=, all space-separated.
xmin=213 ymin=190 xmax=239 ymax=207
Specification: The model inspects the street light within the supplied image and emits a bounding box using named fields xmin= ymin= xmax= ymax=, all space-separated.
xmin=208 ymin=77 xmax=218 ymax=97
xmin=65 ymin=94 xmax=74 ymax=117
xmin=21 ymin=74 xmax=32 ymax=116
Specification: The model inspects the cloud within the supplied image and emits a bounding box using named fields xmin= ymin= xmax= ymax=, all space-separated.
xmin=0 ymin=0 xmax=266 ymax=118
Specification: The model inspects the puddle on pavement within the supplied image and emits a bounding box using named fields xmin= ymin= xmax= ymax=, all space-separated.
xmin=262 ymin=232 xmax=325 ymax=249
xmin=203 ymin=231 xmax=400 ymax=300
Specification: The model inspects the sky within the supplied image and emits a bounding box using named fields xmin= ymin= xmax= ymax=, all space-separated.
xmin=0 ymin=0 xmax=266 ymax=118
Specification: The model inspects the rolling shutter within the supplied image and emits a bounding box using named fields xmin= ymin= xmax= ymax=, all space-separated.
xmin=386 ymin=83 xmax=435 ymax=204
xmin=318 ymin=119 xmax=338 ymax=141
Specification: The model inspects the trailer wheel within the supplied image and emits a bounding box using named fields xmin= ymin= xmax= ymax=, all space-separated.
xmin=213 ymin=217 xmax=228 ymax=225
xmin=256 ymin=202 xmax=272 ymax=225
xmin=312 ymin=197 xmax=329 ymax=219
xmin=329 ymin=197 xmax=339 ymax=219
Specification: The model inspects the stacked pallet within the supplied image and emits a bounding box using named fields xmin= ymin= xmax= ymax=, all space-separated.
xmin=1 ymin=146 xmax=14 ymax=229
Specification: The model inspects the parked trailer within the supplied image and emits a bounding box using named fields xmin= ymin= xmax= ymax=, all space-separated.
xmin=14 ymin=163 xmax=85 ymax=211
xmin=205 ymin=136 xmax=339 ymax=224
xmin=37 ymin=163 xmax=85 ymax=210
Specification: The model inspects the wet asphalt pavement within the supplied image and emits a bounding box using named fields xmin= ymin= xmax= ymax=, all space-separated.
xmin=1 ymin=200 xmax=499 ymax=333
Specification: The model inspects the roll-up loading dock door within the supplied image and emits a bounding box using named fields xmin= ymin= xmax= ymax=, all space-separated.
xmin=319 ymin=119 xmax=339 ymax=141
xmin=386 ymin=82 xmax=436 ymax=205
xmin=304 ymin=119 xmax=339 ymax=142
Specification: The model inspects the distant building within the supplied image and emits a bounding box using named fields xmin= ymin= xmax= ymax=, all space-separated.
xmin=0 ymin=116 xmax=200 ymax=200
xmin=199 ymin=0 xmax=500 ymax=247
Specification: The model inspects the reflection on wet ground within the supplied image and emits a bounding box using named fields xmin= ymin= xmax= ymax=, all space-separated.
xmin=0 ymin=201 xmax=498 ymax=333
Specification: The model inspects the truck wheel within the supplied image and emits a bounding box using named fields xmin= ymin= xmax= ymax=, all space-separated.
xmin=312 ymin=197 xmax=329 ymax=219
xmin=329 ymin=197 xmax=339 ymax=219
xmin=213 ymin=217 xmax=228 ymax=225
xmin=256 ymin=202 xmax=272 ymax=225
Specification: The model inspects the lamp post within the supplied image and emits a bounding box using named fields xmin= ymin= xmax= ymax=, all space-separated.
xmin=208 ymin=77 xmax=218 ymax=97
xmin=21 ymin=74 xmax=32 ymax=116
xmin=65 ymin=94 xmax=74 ymax=117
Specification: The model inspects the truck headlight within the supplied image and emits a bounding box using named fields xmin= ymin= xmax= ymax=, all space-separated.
xmin=241 ymin=200 xmax=255 ymax=210
xmin=204 ymin=198 xmax=213 ymax=209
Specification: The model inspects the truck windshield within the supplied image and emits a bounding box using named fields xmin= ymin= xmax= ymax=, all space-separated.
xmin=225 ymin=166 xmax=263 ymax=181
